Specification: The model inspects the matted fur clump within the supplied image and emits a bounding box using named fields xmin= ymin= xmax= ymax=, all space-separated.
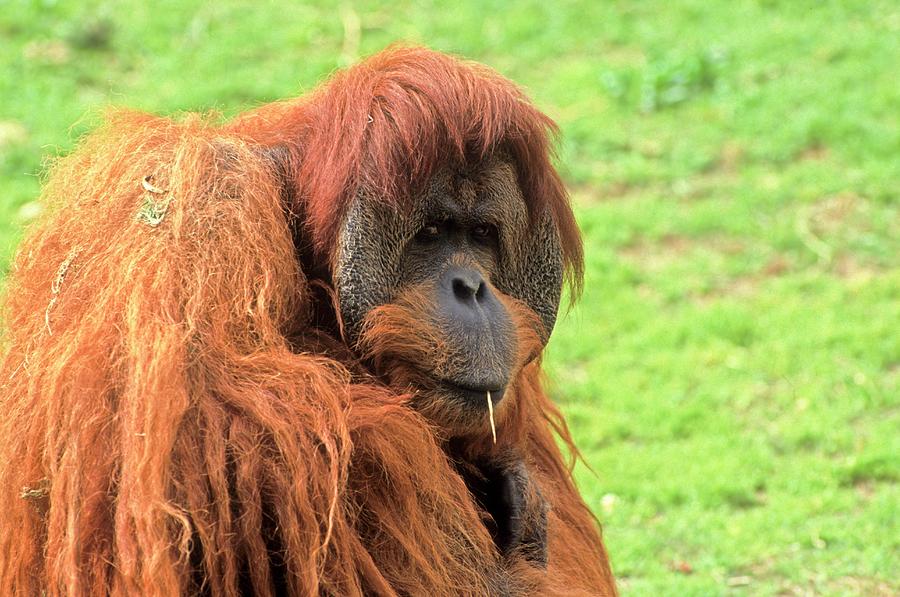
xmin=0 ymin=47 xmax=615 ymax=596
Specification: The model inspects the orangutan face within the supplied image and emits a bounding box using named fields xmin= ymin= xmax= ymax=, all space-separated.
xmin=334 ymin=156 xmax=565 ymax=434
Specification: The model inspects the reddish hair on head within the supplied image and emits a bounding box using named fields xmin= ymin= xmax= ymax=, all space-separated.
xmin=233 ymin=45 xmax=583 ymax=294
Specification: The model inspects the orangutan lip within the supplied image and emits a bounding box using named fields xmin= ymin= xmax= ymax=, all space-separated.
xmin=438 ymin=379 xmax=506 ymax=405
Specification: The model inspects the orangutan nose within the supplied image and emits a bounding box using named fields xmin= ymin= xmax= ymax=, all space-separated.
xmin=440 ymin=266 xmax=503 ymax=326
xmin=451 ymin=268 xmax=486 ymax=304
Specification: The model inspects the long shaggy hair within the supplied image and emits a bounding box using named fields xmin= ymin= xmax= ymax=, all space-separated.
xmin=0 ymin=47 xmax=615 ymax=596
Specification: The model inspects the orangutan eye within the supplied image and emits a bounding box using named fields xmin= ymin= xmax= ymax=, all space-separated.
xmin=471 ymin=224 xmax=498 ymax=245
xmin=414 ymin=222 xmax=443 ymax=243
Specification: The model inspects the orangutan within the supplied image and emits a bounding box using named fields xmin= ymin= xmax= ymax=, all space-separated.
xmin=0 ymin=46 xmax=615 ymax=596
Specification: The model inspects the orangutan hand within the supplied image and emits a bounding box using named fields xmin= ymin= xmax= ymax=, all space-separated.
xmin=462 ymin=456 xmax=549 ymax=567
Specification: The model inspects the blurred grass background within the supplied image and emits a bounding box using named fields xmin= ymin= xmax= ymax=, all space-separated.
xmin=1 ymin=1 xmax=897 ymax=595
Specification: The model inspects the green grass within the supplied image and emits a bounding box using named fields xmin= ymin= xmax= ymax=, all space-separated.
xmin=1 ymin=1 xmax=897 ymax=594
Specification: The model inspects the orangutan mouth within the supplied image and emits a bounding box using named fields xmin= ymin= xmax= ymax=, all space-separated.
xmin=437 ymin=379 xmax=506 ymax=408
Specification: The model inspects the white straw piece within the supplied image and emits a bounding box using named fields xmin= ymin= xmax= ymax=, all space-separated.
xmin=487 ymin=390 xmax=497 ymax=444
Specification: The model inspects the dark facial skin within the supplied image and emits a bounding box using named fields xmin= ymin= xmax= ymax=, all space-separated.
xmin=395 ymin=173 xmax=518 ymax=408
xmin=334 ymin=156 xmax=562 ymax=565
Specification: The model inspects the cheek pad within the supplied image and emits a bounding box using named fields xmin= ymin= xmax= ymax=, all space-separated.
xmin=335 ymin=195 xmax=407 ymax=340
xmin=493 ymin=209 xmax=563 ymax=342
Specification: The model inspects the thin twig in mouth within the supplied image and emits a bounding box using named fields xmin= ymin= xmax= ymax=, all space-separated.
xmin=487 ymin=390 xmax=497 ymax=444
